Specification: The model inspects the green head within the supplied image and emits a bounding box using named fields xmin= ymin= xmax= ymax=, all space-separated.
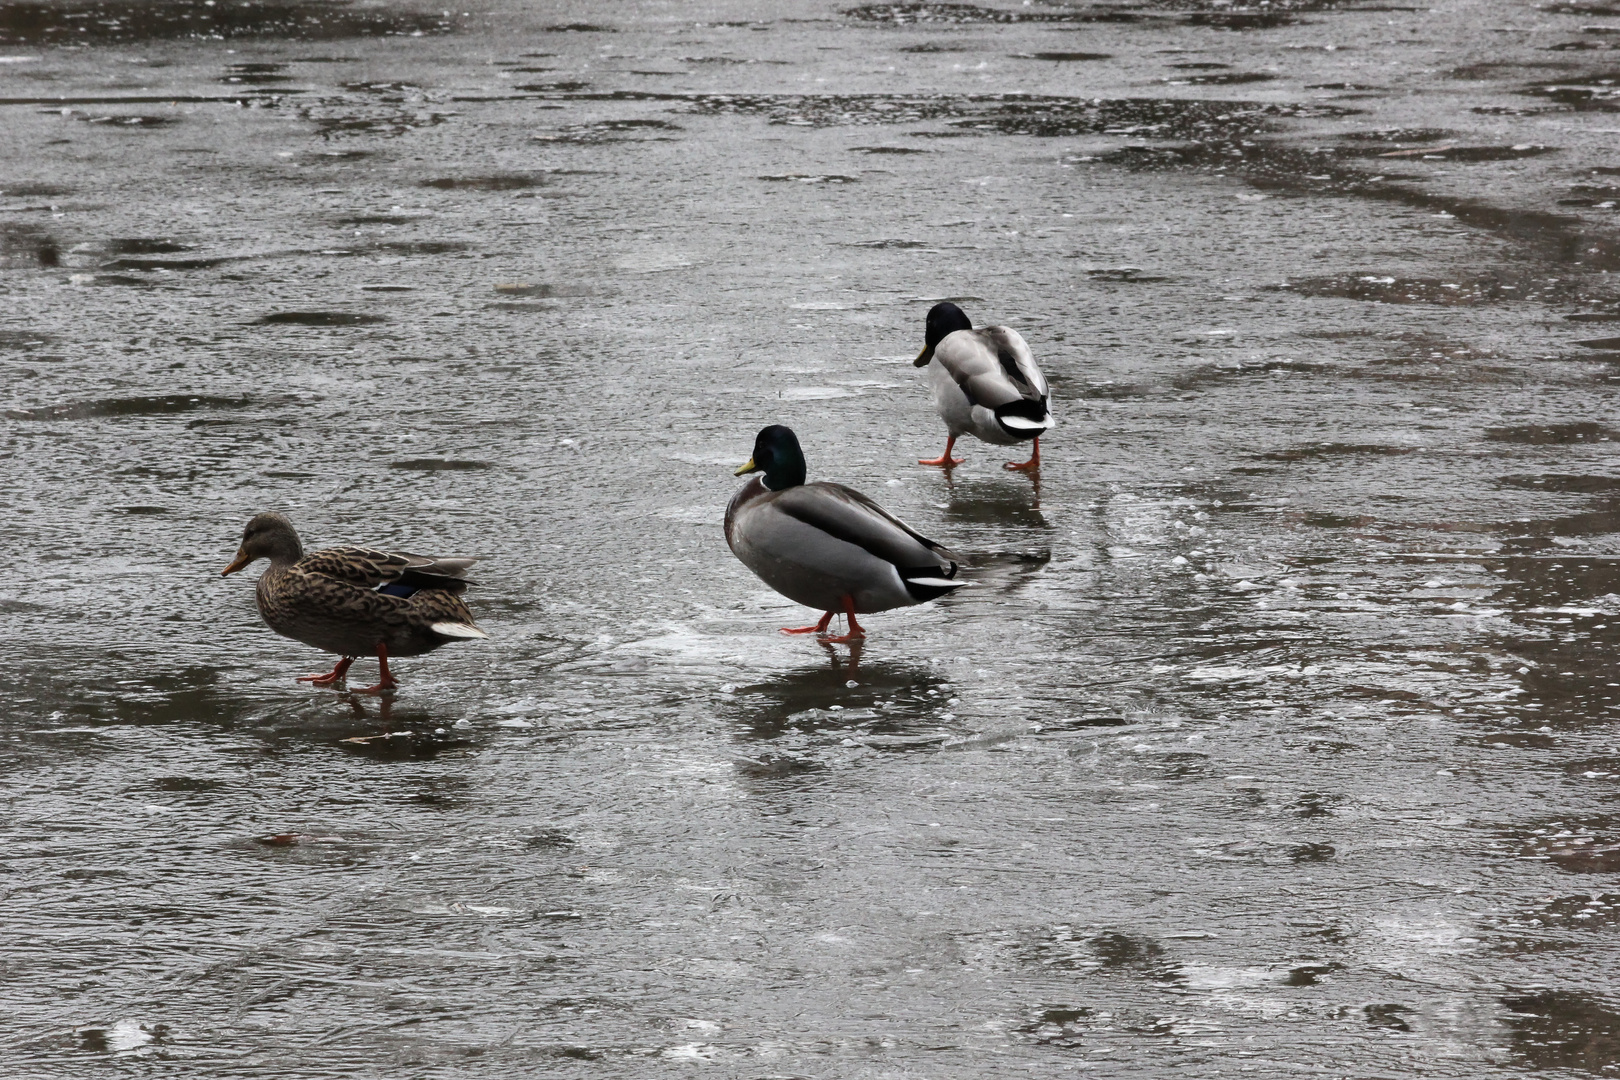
xmin=734 ymin=425 xmax=807 ymax=491
xmin=915 ymin=301 xmax=973 ymax=367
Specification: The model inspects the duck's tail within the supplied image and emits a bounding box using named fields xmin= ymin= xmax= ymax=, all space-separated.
xmin=431 ymin=621 xmax=489 ymax=640
xmin=994 ymin=399 xmax=1052 ymax=441
xmin=902 ymin=563 xmax=970 ymax=603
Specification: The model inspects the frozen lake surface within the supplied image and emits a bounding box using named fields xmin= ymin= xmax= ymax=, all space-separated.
xmin=4 ymin=0 xmax=1620 ymax=1074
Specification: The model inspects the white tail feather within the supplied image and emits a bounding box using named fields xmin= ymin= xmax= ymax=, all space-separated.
xmin=906 ymin=577 xmax=968 ymax=588
xmin=432 ymin=622 xmax=488 ymax=639
xmin=1000 ymin=415 xmax=1050 ymax=432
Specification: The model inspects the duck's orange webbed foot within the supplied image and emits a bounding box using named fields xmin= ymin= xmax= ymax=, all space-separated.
xmin=1003 ymin=437 xmax=1041 ymax=472
xmin=919 ymin=435 xmax=964 ymax=468
xmin=298 ymin=657 xmax=355 ymax=687
xmin=351 ymin=643 xmax=399 ymax=695
xmin=781 ymin=612 xmax=835 ymax=635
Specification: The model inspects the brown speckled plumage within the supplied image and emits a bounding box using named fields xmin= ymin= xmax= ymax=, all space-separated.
xmin=254 ymin=553 xmax=481 ymax=658
xmin=223 ymin=513 xmax=486 ymax=687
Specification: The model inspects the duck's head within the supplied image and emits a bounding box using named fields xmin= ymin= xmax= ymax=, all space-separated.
xmin=735 ymin=425 xmax=807 ymax=491
xmin=915 ymin=301 xmax=973 ymax=367
xmin=222 ymin=512 xmax=304 ymax=576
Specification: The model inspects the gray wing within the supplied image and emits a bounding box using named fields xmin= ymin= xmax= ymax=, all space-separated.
xmin=772 ymin=483 xmax=959 ymax=570
xmin=934 ymin=326 xmax=1048 ymax=408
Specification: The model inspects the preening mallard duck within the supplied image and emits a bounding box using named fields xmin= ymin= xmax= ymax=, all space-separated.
xmin=913 ymin=301 xmax=1052 ymax=471
xmin=725 ymin=425 xmax=966 ymax=642
xmin=221 ymin=512 xmax=487 ymax=693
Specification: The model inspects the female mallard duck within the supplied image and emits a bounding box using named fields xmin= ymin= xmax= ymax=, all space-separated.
xmin=726 ymin=425 xmax=965 ymax=642
xmin=222 ymin=512 xmax=487 ymax=693
xmin=912 ymin=301 xmax=1052 ymax=471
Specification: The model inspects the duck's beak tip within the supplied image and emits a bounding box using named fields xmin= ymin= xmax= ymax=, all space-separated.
xmin=734 ymin=457 xmax=759 ymax=477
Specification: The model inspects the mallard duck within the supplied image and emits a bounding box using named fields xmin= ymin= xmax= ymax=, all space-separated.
xmin=912 ymin=301 xmax=1052 ymax=471
xmin=221 ymin=512 xmax=487 ymax=693
xmin=726 ymin=425 xmax=965 ymax=641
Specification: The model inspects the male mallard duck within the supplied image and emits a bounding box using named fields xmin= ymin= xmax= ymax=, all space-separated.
xmin=221 ymin=512 xmax=487 ymax=693
xmin=912 ymin=301 xmax=1052 ymax=471
xmin=726 ymin=425 xmax=965 ymax=641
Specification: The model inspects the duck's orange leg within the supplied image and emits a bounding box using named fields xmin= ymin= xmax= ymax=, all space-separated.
xmin=781 ymin=611 xmax=835 ymax=635
xmin=352 ymin=642 xmax=399 ymax=695
xmin=1004 ymin=437 xmax=1040 ymax=472
xmin=298 ymin=656 xmax=355 ymax=687
xmin=824 ymin=596 xmax=866 ymax=644
xmin=919 ymin=435 xmax=964 ymax=468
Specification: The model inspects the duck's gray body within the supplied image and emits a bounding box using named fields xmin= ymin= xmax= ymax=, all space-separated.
xmin=725 ymin=476 xmax=962 ymax=614
xmin=255 ymin=546 xmax=483 ymax=658
xmin=925 ymin=325 xmax=1052 ymax=446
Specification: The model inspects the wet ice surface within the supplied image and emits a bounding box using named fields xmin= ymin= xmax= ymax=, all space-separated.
xmin=4 ymin=0 xmax=1620 ymax=1075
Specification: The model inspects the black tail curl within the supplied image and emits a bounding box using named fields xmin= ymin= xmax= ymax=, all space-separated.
xmin=901 ymin=561 xmax=964 ymax=603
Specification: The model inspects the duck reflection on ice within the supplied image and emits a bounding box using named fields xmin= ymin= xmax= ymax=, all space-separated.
xmin=958 ymin=548 xmax=1052 ymax=599
xmin=724 ymin=643 xmax=953 ymax=744
xmin=938 ymin=471 xmax=1049 ymax=528
xmin=341 ymin=691 xmax=395 ymax=730
xmin=336 ymin=694 xmax=471 ymax=760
